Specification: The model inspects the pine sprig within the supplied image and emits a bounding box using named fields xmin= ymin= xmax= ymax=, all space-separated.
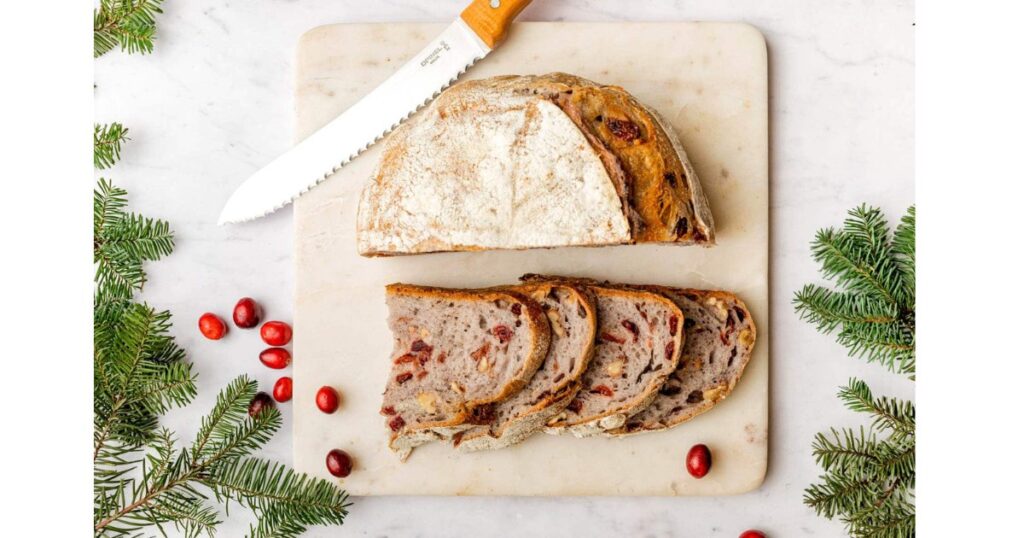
xmin=95 ymin=375 xmax=349 ymax=537
xmin=794 ymin=205 xmax=916 ymax=378
xmin=95 ymin=123 xmax=129 ymax=169
xmin=94 ymin=178 xmax=175 ymax=302
xmin=797 ymin=204 xmax=916 ymax=538
xmin=93 ymin=178 xmax=349 ymax=535
xmin=94 ymin=0 xmax=166 ymax=57
xmin=205 ymin=458 xmax=351 ymax=537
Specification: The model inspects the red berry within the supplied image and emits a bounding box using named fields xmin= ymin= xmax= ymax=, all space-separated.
xmin=316 ymin=386 xmax=340 ymax=414
xmin=325 ymin=449 xmax=353 ymax=478
xmin=198 ymin=313 xmax=227 ymax=340
xmin=232 ymin=297 xmax=262 ymax=328
xmin=259 ymin=348 xmax=292 ymax=369
xmin=260 ymin=321 xmax=292 ymax=346
xmin=739 ymin=532 xmax=766 ymax=538
xmin=273 ymin=377 xmax=293 ymax=402
xmin=686 ymin=443 xmax=712 ymax=478
xmin=248 ymin=392 xmax=274 ymax=417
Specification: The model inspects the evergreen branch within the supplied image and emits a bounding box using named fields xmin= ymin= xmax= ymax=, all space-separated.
xmin=839 ymin=379 xmax=916 ymax=438
xmin=94 ymin=158 xmax=349 ymax=535
xmin=202 ymin=457 xmax=350 ymax=537
xmin=97 ymin=379 xmax=286 ymax=535
xmin=845 ymin=496 xmax=915 ymax=538
xmin=812 ymin=227 xmax=900 ymax=309
xmin=797 ymin=204 xmax=915 ymax=536
xmin=811 ymin=427 xmax=879 ymax=475
xmin=94 ymin=179 xmax=128 ymax=241
xmin=94 ymin=179 xmax=174 ymax=303
xmin=191 ymin=377 xmax=258 ymax=460
xmin=197 ymin=407 xmax=281 ymax=466
xmin=95 ymin=123 xmax=129 ymax=169
xmin=835 ymin=324 xmax=915 ymax=377
xmin=795 ymin=284 xmax=899 ymax=331
xmin=893 ymin=206 xmax=916 ymax=306
xmin=94 ymin=0 xmax=166 ymax=57
xmin=804 ymin=472 xmax=882 ymax=520
xmin=795 ymin=205 xmax=916 ymax=377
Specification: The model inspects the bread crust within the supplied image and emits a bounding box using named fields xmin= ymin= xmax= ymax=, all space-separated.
xmin=384 ymin=284 xmax=551 ymax=459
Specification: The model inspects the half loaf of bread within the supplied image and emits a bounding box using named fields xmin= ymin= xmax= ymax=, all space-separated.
xmin=357 ymin=73 xmax=715 ymax=256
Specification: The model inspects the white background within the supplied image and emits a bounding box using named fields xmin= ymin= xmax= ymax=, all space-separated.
xmin=7 ymin=0 xmax=1021 ymax=536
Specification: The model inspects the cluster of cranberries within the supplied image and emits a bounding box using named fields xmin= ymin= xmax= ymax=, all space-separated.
xmin=199 ymin=298 xmax=295 ymax=404
xmin=199 ymin=298 xmax=353 ymax=478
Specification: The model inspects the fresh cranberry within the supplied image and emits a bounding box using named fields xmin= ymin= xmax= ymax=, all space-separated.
xmin=316 ymin=386 xmax=340 ymax=414
xmin=248 ymin=392 xmax=274 ymax=417
xmin=273 ymin=377 xmax=292 ymax=402
xmin=325 ymin=449 xmax=353 ymax=477
xmin=259 ymin=348 xmax=291 ymax=369
xmin=232 ymin=297 xmax=262 ymax=328
xmin=198 ymin=313 xmax=227 ymax=340
xmin=686 ymin=444 xmax=712 ymax=478
xmin=260 ymin=321 xmax=292 ymax=346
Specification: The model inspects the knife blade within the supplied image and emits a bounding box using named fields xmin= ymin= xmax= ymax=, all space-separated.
xmin=219 ymin=0 xmax=533 ymax=225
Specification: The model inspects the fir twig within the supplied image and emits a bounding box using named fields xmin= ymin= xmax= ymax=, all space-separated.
xmin=794 ymin=205 xmax=916 ymax=377
xmin=95 ymin=123 xmax=130 ymax=169
xmin=93 ymin=177 xmax=349 ymax=536
xmin=94 ymin=179 xmax=175 ymax=302
xmin=95 ymin=376 xmax=349 ymax=537
xmin=796 ymin=204 xmax=916 ymax=538
xmin=94 ymin=0 xmax=166 ymax=57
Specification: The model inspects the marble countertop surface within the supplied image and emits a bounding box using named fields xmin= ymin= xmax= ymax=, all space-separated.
xmin=94 ymin=1 xmax=914 ymax=536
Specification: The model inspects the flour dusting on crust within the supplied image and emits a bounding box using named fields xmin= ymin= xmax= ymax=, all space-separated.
xmin=357 ymin=76 xmax=630 ymax=255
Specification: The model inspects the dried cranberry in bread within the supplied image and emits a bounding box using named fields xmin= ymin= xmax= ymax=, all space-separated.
xmin=526 ymin=278 xmax=684 ymax=438
xmin=456 ymin=283 xmax=597 ymax=452
xmin=611 ymin=287 xmax=756 ymax=435
xmin=381 ymin=284 xmax=550 ymax=460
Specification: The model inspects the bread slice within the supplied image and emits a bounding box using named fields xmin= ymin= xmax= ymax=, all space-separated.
xmin=609 ymin=287 xmax=756 ymax=435
xmin=525 ymin=277 xmax=685 ymax=437
xmin=357 ymin=73 xmax=715 ymax=256
xmin=455 ymin=283 xmax=597 ymax=451
xmin=380 ymin=284 xmax=550 ymax=460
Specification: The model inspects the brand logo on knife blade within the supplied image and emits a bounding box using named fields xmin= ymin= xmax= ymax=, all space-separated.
xmin=420 ymin=40 xmax=451 ymax=67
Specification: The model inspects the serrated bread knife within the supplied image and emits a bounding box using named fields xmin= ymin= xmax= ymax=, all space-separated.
xmin=218 ymin=0 xmax=533 ymax=225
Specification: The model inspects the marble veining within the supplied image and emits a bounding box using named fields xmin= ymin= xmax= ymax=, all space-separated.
xmin=94 ymin=1 xmax=914 ymax=536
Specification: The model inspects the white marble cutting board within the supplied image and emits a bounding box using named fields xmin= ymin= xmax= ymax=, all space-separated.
xmin=293 ymin=22 xmax=768 ymax=496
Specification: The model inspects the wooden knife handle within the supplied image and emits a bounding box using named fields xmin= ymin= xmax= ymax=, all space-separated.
xmin=461 ymin=0 xmax=533 ymax=49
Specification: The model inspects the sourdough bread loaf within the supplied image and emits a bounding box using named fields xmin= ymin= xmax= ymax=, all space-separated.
xmin=357 ymin=73 xmax=715 ymax=256
xmin=455 ymin=283 xmax=597 ymax=451
xmin=610 ymin=287 xmax=756 ymax=435
xmin=381 ymin=284 xmax=550 ymax=460
xmin=526 ymin=278 xmax=684 ymax=437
